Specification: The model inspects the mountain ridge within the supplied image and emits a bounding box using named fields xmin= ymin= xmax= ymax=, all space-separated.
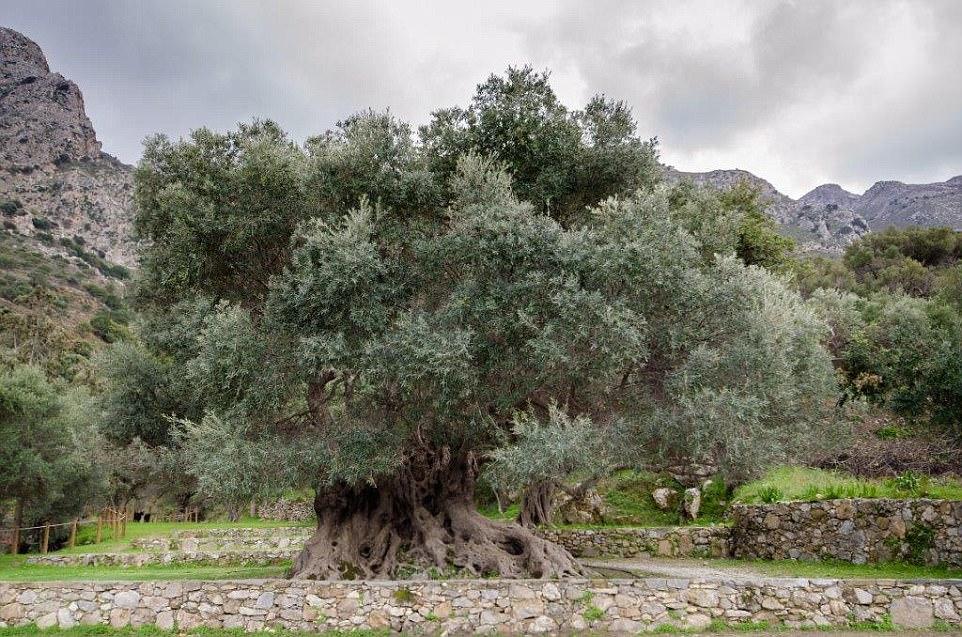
xmin=667 ymin=167 xmax=962 ymax=251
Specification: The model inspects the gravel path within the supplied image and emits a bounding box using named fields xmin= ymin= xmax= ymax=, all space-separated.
xmin=583 ymin=556 xmax=787 ymax=581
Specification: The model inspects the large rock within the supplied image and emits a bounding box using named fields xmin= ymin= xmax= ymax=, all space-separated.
xmin=683 ymin=488 xmax=701 ymax=520
xmin=652 ymin=488 xmax=675 ymax=510
xmin=891 ymin=596 xmax=934 ymax=629
xmin=552 ymin=489 xmax=608 ymax=525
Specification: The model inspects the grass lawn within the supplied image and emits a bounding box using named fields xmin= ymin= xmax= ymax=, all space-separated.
xmin=0 ymin=555 xmax=290 ymax=582
xmin=733 ymin=466 xmax=962 ymax=505
xmin=707 ymin=557 xmax=962 ymax=580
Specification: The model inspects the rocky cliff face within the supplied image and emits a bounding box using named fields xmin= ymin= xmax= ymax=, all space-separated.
xmin=0 ymin=26 xmax=135 ymax=266
xmin=854 ymin=177 xmax=962 ymax=230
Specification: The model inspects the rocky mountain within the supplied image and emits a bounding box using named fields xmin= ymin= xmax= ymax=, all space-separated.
xmin=666 ymin=168 xmax=869 ymax=252
xmin=854 ymin=177 xmax=962 ymax=230
xmin=668 ymin=168 xmax=962 ymax=253
xmin=0 ymin=26 xmax=135 ymax=267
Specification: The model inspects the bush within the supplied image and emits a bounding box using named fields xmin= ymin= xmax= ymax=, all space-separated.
xmin=90 ymin=310 xmax=129 ymax=343
xmin=0 ymin=200 xmax=21 ymax=215
xmin=31 ymin=216 xmax=53 ymax=231
xmin=758 ymin=486 xmax=784 ymax=503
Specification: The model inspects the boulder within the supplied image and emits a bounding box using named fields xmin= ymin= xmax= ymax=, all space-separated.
xmin=683 ymin=488 xmax=701 ymax=520
xmin=652 ymin=488 xmax=675 ymax=510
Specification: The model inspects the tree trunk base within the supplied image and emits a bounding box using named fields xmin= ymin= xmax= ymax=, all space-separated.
xmin=290 ymin=454 xmax=582 ymax=580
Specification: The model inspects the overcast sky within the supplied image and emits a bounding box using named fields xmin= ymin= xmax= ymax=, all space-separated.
xmin=4 ymin=0 xmax=961 ymax=198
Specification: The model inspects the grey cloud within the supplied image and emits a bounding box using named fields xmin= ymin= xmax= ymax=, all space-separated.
xmin=524 ymin=0 xmax=962 ymax=195
xmin=3 ymin=0 xmax=960 ymax=197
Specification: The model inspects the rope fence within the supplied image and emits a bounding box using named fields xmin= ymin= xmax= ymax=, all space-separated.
xmin=1 ymin=507 xmax=128 ymax=555
xmin=1 ymin=506 xmax=203 ymax=555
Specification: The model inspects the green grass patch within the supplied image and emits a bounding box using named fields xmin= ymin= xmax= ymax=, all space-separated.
xmin=0 ymin=555 xmax=290 ymax=582
xmin=477 ymin=502 xmax=520 ymax=522
xmin=733 ymin=466 xmax=962 ymax=504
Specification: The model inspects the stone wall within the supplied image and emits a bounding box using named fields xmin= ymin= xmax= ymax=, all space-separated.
xmin=76 ymin=526 xmax=728 ymax=565
xmin=25 ymin=551 xmax=294 ymax=568
xmin=538 ymin=526 xmax=730 ymax=559
xmin=132 ymin=528 xmax=311 ymax=552
xmin=731 ymin=499 xmax=962 ymax=565
xmin=1 ymin=577 xmax=958 ymax=632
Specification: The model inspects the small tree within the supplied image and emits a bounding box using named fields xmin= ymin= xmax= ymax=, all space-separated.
xmin=0 ymin=366 xmax=104 ymax=543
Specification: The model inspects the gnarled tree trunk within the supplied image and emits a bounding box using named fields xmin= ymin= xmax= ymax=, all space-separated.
xmin=517 ymin=481 xmax=555 ymax=528
xmin=290 ymin=450 xmax=581 ymax=580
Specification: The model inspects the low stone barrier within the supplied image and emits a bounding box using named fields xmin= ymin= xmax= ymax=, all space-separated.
xmin=731 ymin=499 xmax=962 ymax=566
xmin=538 ymin=526 xmax=731 ymax=559
xmin=132 ymin=528 xmax=311 ymax=552
xmin=116 ymin=526 xmax=728 ymax=563
xmin=1 ymin=577 xmax=959 ymax=632
xmin=25 ymin=551 xmax=294 ymax=568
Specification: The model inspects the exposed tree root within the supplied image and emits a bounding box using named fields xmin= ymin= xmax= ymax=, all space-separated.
xmin=290 ymin=451 xmax=582 ymax=580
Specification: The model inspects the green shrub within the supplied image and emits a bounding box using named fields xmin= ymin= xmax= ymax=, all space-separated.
xmin=905 ymin=524 xmax=935 ymax=565
xmin=31 ymin=216 xmax=53 ymax=231
xmin=89 ymin=311 xmax=129 ymax=343
xmin=891 ymin=471 xmax=923 ymax=495
xmin=582 ymin=605 xmax=604 ymax=621
xmin=758 ymin=486 xmax=783 ymax=503
xmin=0 ymin=200 xmax=21 ymax=215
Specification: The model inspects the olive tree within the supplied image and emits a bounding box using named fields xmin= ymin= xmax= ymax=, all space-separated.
xmin=132 ymin=71 xmax=840 ymax=580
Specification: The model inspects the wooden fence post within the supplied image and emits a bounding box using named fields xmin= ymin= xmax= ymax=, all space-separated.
xmin=41 ymin=523 xmax=50 ymax=554
xmin=11 ymin=498 xmax=23 ymax=555
xmin=96 ymin=514 xmax=102 ymax=544
xmin=69 ymin=519 xmax=78 ymax=548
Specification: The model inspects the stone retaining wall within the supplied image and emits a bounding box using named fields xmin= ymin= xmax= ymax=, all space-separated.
xmin=1 ymin=577 xmax=959 ymax=633
xmin=538 ymin=526 xmax=731 ymax=559
xmin=100 ymin=527 xmax=729 ymax=564
xmin=731 ymin=499 xmax=962 ymax=565
xmin=26 ymin=551 xmax=294 ymax=568
xmin=132 ymin=529 xmax=311 ymax=553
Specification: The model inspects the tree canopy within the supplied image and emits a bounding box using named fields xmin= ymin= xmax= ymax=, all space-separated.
xmin=126 ymin=68 xmax=841 ymax=579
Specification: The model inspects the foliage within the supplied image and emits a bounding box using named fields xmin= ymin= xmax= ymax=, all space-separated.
xmin=757 ymin=486 xmax=783 ymax=504
xmin=484 ymin=405 xmax=615 ymax=493
xmin=420 ymin=66 xmax=660 ymax=223
xmin=0 ymin=366 xmax=106 ymax=532
xmin=95 ymin=342 xmax=196 ymax=447
xmin=799 ymin=229 xmax=962 ymax=437
xmin=125 ymin=69 xmax=840 ymax=549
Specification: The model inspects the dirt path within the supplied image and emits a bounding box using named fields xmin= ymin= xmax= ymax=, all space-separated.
xmin=583 ymin=556 xmax=776 ymax=580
